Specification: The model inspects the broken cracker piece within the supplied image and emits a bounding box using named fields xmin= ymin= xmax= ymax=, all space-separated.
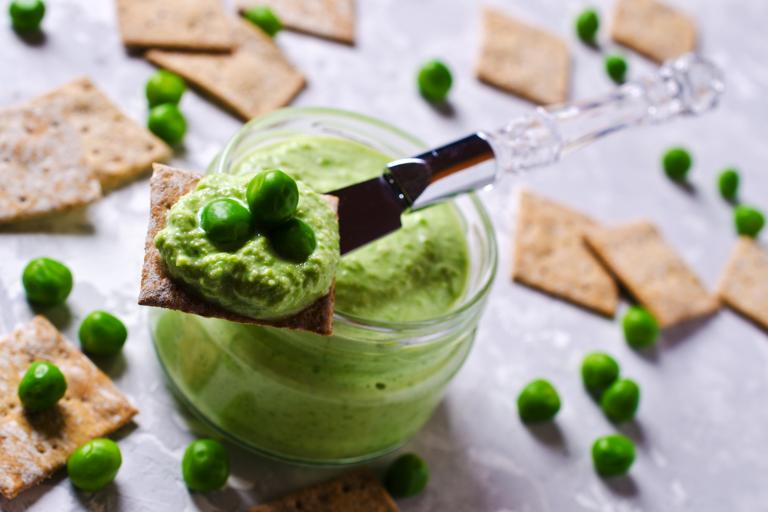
xmin=115 ymin=0 xmax=234 ymax=51
xmin=146 ymin=20 xmax=305 ymax=121
xmin=27 ymin=77 xmax=171 ymax=191
xmin=237 ymin=0 xmax=355 ymax=44
xmin=512 ymin=190 xmax=618 ymax=316
xmin=611 ymin=0 xmax=697 ymax=63
xmin=477 ymin=8 xmax=570 ymax=105
xmin=138 ymin=164 xmax=336 ymax=336
xmin=584 ymin=221 xmax=719 ymax=328
xmin=0 ymin=106 xmax=101 ymax=224
xmin=717 ymin=237 xmax=768 ymax=331
xmin=0 ymin=316 xmax=137 ymax=500
xmin=250 ymin=470 xmax=398 ymax=512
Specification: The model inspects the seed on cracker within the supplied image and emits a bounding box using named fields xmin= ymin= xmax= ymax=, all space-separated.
xmin=146 ymin=19 xmax=305 ymax=121
xmin=611 ymin=0 xmax=697 ymax=63
xmin=138 ymin=164 xmax=336 ymax=335
xmin=0 ymin=316 xmax=137 ymax=500
xmin=237 ymin=0 xmax=355 ymax=44
xmin=115 ymin=0 xmax=234 ymax=51
xmin=250 ymin=470 xmax=398 ymax=512
xmin=512 ymin=190 xmax=618 ymax=316
xmin=27 ymin=77 xmax=172 ymax=191
xmin=584 ymin=221 xmax=719 ymax=328
xmin=477 ymin=7 xmax=570 ymax=105
xmin=717 ymin=237 xmax=768 ymax=331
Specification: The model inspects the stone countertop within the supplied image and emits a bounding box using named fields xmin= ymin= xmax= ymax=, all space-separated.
xmin=1 ymin=0 xmax=767 ymax=510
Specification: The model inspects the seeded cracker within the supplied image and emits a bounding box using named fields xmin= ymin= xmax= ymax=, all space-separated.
xmin=237 ymin=0 xmax=355 ymax=44
xmin=250 ymin=470 xmax=398 ymax=512
xmin=0 ymin=316 xmax=137 ymax=500
xmin=138 ymin=164 xmax=336 ymax=335
xmin=0 ymin=107 xmax=101 ymax=224
xmin=584 ymin=221 xmax=719 ymax=328
xmin=115 ymin=0 xmax=234 ymax=51
xmin=477 ymin=8 xmax=570 ymax=105
xmin=512 ymin=191 xmax=618 ymax=316
xmin=717 ymin=238 xmax=768 ymax=331
xmin=146 ymin=20 xmax=305 ymax=121
xmin=611 ymin=0 xmax=697 ymax=63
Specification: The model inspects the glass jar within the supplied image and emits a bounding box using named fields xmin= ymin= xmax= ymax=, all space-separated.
xmin=149 ymin=108 xmax=497 ymax=465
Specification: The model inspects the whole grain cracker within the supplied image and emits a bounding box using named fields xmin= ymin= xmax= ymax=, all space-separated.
xmin=477 ymin=8 xmax=570 ymax=105
xmin=146 ymin=20 xmax=305 ymax=121
xmin=138 ymin=164 xmax=336 ymax=336
xmin=27 ymin=77 xmax=171 ymax=191
xmin=0 ymin=106 xmax=101 ymax=224
xmin=0 ymin=316 xmax=137 ymax=500
xmin=611 ymin=0 xmax=697 ymax=63
xmin=716 ymin=237 xmax=768 ymax=330
xmin=237 ymin=0 xmax=355 ymax=44
xmin=250 ymin=470 xmax=398 ymax=512
xmin=584 ymin=221 xmax=719 ymax=328
xmin=115 ymin=0 xmax=234 ymax=51
xmin=512 ymin=190 xmax=618 ymax=316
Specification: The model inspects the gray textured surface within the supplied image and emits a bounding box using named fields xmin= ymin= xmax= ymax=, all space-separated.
xmin=1 ymin=0 xmax=767 ymax=510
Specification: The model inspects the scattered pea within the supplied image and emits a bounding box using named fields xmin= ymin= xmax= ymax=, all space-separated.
xmin=734 ymin=205 xmax=764 ymax=238
xmin=145 ymin=70 xmax=186 ymax=108
xmin=517 ymin=379 xmax=561 ymax=423
xmin=246 ymin=169 xmax=299 ymax=227
xmin=592 ymin=434 xmax=635 ymax=477
xmin=79 ymin=311 xmax=128 ymax=356
xmin=269 ymin=218 xmax=317 ymax=262
xmin=600 ymin=378 xmax=640 ymax=423
xmin=243 ymin=5 xmax=282 ymax=37
xmin=9 ymin=0 xmax=45 ymax=32
xmin=717 ymin=168 xmax=739 ymax=201
xmin=604 ymin=54 xmax=627 ymax=84
xmin=200 ymin=198 xmax=253 ymax=247
xmin=384 ymin=453 xmax=429 ymax=498
xmin=148 ymin=103 xmax=187 ymax=145
xmin=662 ymin=146 xmax=693 ymax=181
xmin=18 ymin=361 xmax=67 ymax=412
xmin=575 ymin=8 xmax=599 ymax=45
xmin=581 ymin=352 xmax=620 ymax=397
xmin=417 ymin=59 xmax=453 ymax=103
xmin=67 ymin=438 xmax=122 ymax=492
xmin=182 ymin=439 xmax=230 ymax=492
xmin=622 ymin=306 xmax=659 ymax=349
xmin=22 ymin=257 xmax=73 ymax=307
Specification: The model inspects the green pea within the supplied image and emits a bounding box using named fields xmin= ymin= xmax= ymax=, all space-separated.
xmin=182 ymin=439 xmax=230 ymax=492
xmin=269 ymin=218 xmax=317 ymax=262
xmin=717 ymin=168 xmax=739 ymax=201
xmin=147 ymin=103 xmax=186 ymax=145
xmin=246 ymin=169 xmax=299 ymax=227
xmin=200 ymin=198 xmax=253 ymax=247
xmin=517 ymin=379 xmax=561 ymax=423
xmin=145 ymin=70 xmax=186 ymax=108
xmin=575 ymin=8 xmax=599 ymax=45
xmin=622 ymin=306 xmax=659 ymax=349
xmin=78 ymin=311 xmax=128 ymax=356
xmin=600 ymin=378 xmax=640 ymax=423
xmin=734 ymin=205 xmax=765 ymax=238
xmin=22 ymin=257 xmax=73 ymax=307
xmin=592 ymin=434 xmax=635 ymax=477
xmin=581 ymin=352 xmax=620 ymax=397
xmin=662 ymin=146 xmax=693 ymax=181
xmin=67 ymin=438 xmax=122 ymax=492
xmin=18 ymin=361 xmax=67 ymax=412
xmin=9 ymin=0 xmax=45 ymax=32
xmin=384 ymin=453 xmax=429 ymax=498
xmin=243 ymin=5 xmax=282 ymax=37
xmin=417 ymin=59 xmax=453 ymax=103
xmin=604 ymin=54 xmax=627 ymax=84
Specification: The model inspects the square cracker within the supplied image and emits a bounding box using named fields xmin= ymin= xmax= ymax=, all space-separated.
xmin=477 ymin=8 xmax=570 ymax=105
xmin=115 ymin=0 xmax=234 ymax=51
xmin=0 ymin=106 xmax=101 ymax=224
xmin=28 ymin=77 xmax=171 ymax=191
xmin=146 ymin=20 xmax=305 ymax=121
xmin=716 ymin=238 xmax=768 ymax=330
xmin=611 ymin=0 xmax=697 ymax=63
xmin=138 ymin=164 xmax=336 ymax=336
xmin=237 ymin=0 xmax=355 ymax=44
xmin=584 ymin=221 xmax=719 ymax=328
xmin=250 ymin=470 xmax=398 ymax=512
xmin=512 ymin=190 xmax=618 ymax=316
xmin=0 ymin=316 xmax=138 ymax=500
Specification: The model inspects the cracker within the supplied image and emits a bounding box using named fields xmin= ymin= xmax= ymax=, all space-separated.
xmin=716 ymin=238 xmax=768 ymax=330
xmin=0 ymin=316 xmax=138 ymax=500
xmin=0 ymin=106 xmax=101 ymax=224
xmin=115 ymin=0 xmax=234 ymax=51
xmin=146 ymin=20 xmax=305 ymax=121
xmin=237 ymin=0 xmax=355 ymax=44
xmin=611 ymin=0 xmax=697 ymax=63
xmin=138 ymin=164 xmax=336 ymax=336
xmin=512 ymin=191 xmax=618 ymax=316
xmin=476 ymin=8 xmax=570 ymax=105
xmin=250 ymin=470 xmax=398 ymax=512
xmin=584 ymin=221 xmax=719 ymax=328
xmin=28 ymin=77 xmax=171 ymax=191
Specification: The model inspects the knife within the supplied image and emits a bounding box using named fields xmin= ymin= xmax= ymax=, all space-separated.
xmin=329 ymin=53 xmax=724 ymax=254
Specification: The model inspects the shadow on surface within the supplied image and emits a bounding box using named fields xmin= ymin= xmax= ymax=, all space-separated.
xmin=427 ymin=100 xmax=456 ymax=118
xmin=14 ymin=28 xmax=46 ymax=46
xmin=662 ymin=313 xmax=718 ymax=350
xmin=618 ymin=419 xmax=648 ymax=448
xmin=0 ymin=208 xmax=94 ymax=235
xmin=523 ymin=421 xmax=568 ymax=455
xmin=89 ymin=352 xmax=128 ymax=380
xmin=601 ymin=474 xmax=639 ymax=498
xmin=31 ymin=303 xmax=73 ymax=331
